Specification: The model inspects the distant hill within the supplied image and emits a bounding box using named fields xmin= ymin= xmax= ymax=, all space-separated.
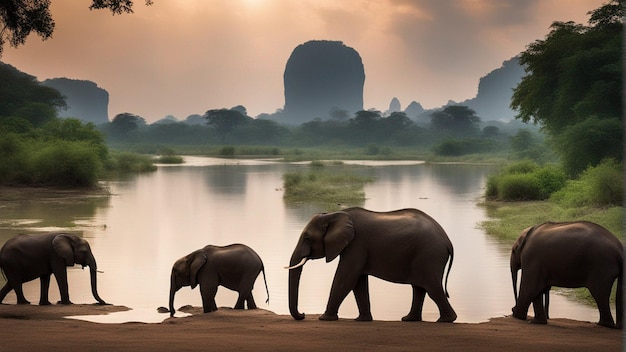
xmin=43 ymin=78 xmax=109 ymax=124
xmin=398 ymin=56 xmax=524 ymax=124
xmin=459 ymin=57 xmax=524 ymax=121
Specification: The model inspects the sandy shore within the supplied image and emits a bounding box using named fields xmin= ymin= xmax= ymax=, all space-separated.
xmin=0 ymin=304 xmax=621 ymax=351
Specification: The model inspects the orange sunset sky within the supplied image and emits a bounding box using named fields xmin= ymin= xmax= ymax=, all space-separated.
xmin=2 ymin=0 xmax=607 ymax=122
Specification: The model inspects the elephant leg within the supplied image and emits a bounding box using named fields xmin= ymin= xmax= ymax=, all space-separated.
xmin=530 ymin=294 xmax=547 ymax=324
xmin=39 ymin=274 xmax=52 ymax=305
xmin=200 ymin=285 xmax=218 ymax=313
xmin=234 ymin=293 xmax=246 ymax=309
xmin=12 ymin=282 xmax=30 ymax=304
xmin=402 ymin=285 xmax=426 ymax=322
xmin=246 ymin=293 xmax=257 ymax=310
xmin=0 ymin=282 xmax=12 ymax=303
xmin=54 ymin=270 xmax=72 ymax=304
xmin=353 ymin=275 xmax=372 ymax=321
xmin=427 ymin=285 xmax=457 ymax=323
xmin=320 ymin=262 xmax=360 ymax=321
xmin=589 ymin=285 xmax=615 ymax=328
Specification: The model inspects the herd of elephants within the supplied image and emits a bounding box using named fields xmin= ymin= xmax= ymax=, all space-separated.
xmin=0 ymin=207 xmax=622 ymax=329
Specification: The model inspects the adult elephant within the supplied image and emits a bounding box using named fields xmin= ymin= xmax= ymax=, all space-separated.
xmin=286 ymin=207 xmax=457 ymax=322
xmin=168 ymin=244 xmax=269 ymax=317
xmin=510 ymin=221 xmax=623 ymax=328
xmin=0 ymin=233 xmax=106 ymax=305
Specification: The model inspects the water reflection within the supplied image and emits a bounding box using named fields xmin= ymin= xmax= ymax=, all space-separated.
xmin=0 ymin=158 xmax=599 ymax=324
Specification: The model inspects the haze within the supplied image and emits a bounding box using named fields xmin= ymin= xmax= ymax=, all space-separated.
xmin=2 ymin=0 xmax=604 ymax=122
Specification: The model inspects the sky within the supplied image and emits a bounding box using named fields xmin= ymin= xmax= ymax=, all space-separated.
xmin=2 ymin=0 xmax=607 ymax=123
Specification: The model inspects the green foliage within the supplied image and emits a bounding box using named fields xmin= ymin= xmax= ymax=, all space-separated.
xmin=551 ymin=159 xmax=623 ymax=207
xmin=555 ymin=117 xmax=622 ymax=177
xmin=430 ymin=105 xmax=481 ymax=137
xmin=486 ymin=161 xmax=566 ymax=201
xmin=219 ymin=146 xmax=236 ymax=157
xmin=433 ymin=138 xmax=498 ymax=156
xmin=0 ymin=62 xmax=65 ymax=125
xmin=104 ymin=151 xmax=157 ymax=173
xmin=283 ymin=169 xmax=374 ymax=207
xmin=511 ymin=0 xmax=623 ymax=173
xmin=156 ymin=155 xmax=184 ymax=164
xmin=29 ymin=140 xmax=102 ymax=187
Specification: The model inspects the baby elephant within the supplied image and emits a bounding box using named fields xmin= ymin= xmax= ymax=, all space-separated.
xmin=168 ymin=244 xmax=269 ymax=317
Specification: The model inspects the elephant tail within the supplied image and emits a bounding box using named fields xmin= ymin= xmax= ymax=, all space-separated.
xmin=444 ymin=246 xmax=454 ymax=298
xmin=617 ymin=262 xmax=623 ymax=329
xmin=261 ymin=266 xmax=270 ymax=305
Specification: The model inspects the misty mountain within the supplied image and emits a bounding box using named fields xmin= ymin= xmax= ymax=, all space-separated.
xmin=280 ymin=40 xmax=365 ymax=124
xmin=397 ymin=57 xmax=524 ymax=125
xmin=458 ymin=57 xmax=524 ymax=121
xmin=42 ymin=78 xmax=109 ymax=125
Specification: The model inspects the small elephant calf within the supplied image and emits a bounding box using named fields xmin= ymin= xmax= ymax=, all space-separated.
xmin=167 ymin=244 xmax=269 ymax=317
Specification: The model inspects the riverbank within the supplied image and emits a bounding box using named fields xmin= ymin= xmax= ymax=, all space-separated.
xmin=0 ymin=304 xmax=620 ymax=351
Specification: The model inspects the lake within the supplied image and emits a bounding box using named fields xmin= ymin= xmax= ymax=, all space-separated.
xmin=0 ymin=156 xmax=599 ymax=323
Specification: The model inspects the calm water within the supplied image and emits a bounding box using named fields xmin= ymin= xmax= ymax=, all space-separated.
xmin=0 ymin=157 xmax=599 ymax=323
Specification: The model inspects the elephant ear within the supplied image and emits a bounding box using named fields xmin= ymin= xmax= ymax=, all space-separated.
xmin=323 ymin=211 xmax=355 ymax=263
xmin=52 ymin=234 xmax=75 ymax=266
xmin=189 ymin=252 xmax=208 ymax=289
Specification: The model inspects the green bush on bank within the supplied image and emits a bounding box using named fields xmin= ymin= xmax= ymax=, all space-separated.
xmin=485 ymin=161 xmax=567 ymax=201
xmin=550 ymin=159 xmax=623 ymax=207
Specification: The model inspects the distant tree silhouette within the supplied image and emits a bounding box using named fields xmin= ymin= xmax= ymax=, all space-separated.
xmin=0 ymin=0 xmax=153 ymax=56
xmin=430 ymin=105 xmax=481 ymax=137
xmin=204 ymin=108 xmax=252 ymax=142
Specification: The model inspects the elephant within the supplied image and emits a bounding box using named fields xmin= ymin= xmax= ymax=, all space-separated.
xmin=0 ymin=233 xmax=106 ymax=305
xmin=168 ymin=244 xmax=269 ymax=317
xmin=286 ymin=207 xmax=457 ymax=322
xmin=510 ymin=221 xmax=623 ymax=328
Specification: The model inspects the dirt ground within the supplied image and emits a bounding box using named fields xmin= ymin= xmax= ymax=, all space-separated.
xmin=0 ymin=304 xmax=621 ymax=351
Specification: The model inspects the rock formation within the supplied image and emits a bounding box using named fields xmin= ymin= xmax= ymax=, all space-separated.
xmin=282 ymin=40 xmax=365 ymax=124
xmin=43 ymin=78 xmax=109 ymax=124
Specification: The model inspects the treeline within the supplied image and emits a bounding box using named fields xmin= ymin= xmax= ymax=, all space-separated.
xmin=0 ymin=63 xmax=155 ymax=187
xmin=100 ymin=106 xmax=540 ymax=158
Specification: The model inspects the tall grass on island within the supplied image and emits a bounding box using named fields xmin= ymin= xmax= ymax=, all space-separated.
xmin=282 ymin=161 xmax=374 ymax=209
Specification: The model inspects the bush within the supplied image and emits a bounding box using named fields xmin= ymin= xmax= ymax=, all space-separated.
xmin=219 ymin=146 xmax=236 ymax=157
xmin=486 ymin=161 xmax=566 ymax=201
xmin=105 ymin=152 xmax=157 ymax=173
xmin=434 ymin=138 xmax=498 ymax=156
xmin=551 ymin=159 xmax=623 ymax=207
xmin=30 ymin=140 xmax=102 ymax=187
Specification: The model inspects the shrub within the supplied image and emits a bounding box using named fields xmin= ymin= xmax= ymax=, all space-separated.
xmin=434 ymin=138 xmax=498 ymax=156
xmin=486 ymin=161 xmax=566 ymax=201
xmin=497 ymin=173 xmax=542 ymax=201
xmin=105 ymin=152 xmax=157 ymax=173
xmin=551 ymin=159 xmax=623 ymax=206
xmin=219 ymin=146 xmax=236 ymax=157
xmin=30 ymin=140 xmax=102 ymax=187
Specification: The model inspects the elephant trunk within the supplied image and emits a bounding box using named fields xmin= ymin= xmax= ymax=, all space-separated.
xmin=288 ymin=254 xmax=306 ymax=320
xmin=87 ymin=255 xmax=106 ymax=305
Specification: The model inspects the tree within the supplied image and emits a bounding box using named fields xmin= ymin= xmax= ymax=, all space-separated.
xmin=510 ymin=0 xmax=623 ymax=175
xmin=0 ymin=62 xmax=66 ymax=125
xmin=107 ymin=112 xmax=145 ymax=141
xmin=204 ymin=108 xmax=251 ymax=142
xmin=0 ymin=0 xmax=153 ymax=56
xmin=430 ymin=105 xmax=480 ymax=137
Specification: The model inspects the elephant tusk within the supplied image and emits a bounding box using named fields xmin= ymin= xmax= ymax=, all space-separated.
xmin=284 ymin=258 xmax=308 ymax=270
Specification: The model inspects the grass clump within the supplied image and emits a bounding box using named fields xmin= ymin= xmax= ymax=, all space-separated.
xmin=283 ymin=169 xmax=374 ymax=207
xmin=105 ymin=151 xmax=157 ymax=174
